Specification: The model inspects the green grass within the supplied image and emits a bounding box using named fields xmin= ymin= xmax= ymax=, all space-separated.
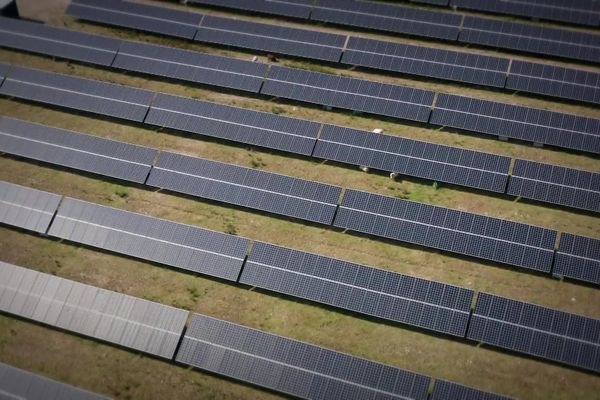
xmin=282 ymin=60 xmax=335 ymax=74
xmin=114 ymin=187 xmax=130 ymax=199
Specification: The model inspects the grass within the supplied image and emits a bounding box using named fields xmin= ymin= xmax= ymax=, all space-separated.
xmin=1 ymin=12 xmax=600 ymax=399
xmin=270 ymin=105 xmax=286 ymax=115
xmin=114 ymin=187 xmax=130 ymax=199
xmin=281 ymin=60 xmax=335 ymax=75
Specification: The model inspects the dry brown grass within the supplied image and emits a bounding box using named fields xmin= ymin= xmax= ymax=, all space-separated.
xmin=1 ymin=5 xmax=600 ymax=400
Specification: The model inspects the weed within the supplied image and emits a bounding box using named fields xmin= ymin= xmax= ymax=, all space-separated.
xmin=187 ymin=285 xmax=200 ymax=301
xmin=249 ymin=155 xmax=267 ymax=169
xmin=271 ymin=105 xmax=286 ymax=115
xmin=225 ymin=222 xmax=238 ymax=236
xmin=115 ymin=187 xmax=129 ymax=198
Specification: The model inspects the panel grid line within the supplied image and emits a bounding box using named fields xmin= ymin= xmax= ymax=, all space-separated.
xmin=0 ymin=131 xmax=150 ymax=168
xmin=313 ymin=5 xmax=459 ymax=29
xmin=5 ymin=78 xmax=151 ymax=108
xmin=53 ymin=215 xmax=245 ymax=262
xmin=433 ymin=106 xmax=599 ymax=139
xmin=247 ymin=259 xmax=470 ymax=315
xmin=316 ymin=138 xmax=508 ymax=177
xmin=181 ymin=335 xmax=418 ymax=400
xmin=70 ymin=2 xmax=202 ymax=28
xmin=0 ymin=27 xmax=119 ymax=55
xmin=264 ymin=78 xmax=432 ymax=108
xmin=337 ymin=206 xmax=551 ymax=252
xmin=152 ymin=166 xmax=335 ymax=207
xmin=148 ymin=106 xmax=311 ymax=141
xmin=195 ymin=25 xmax=343 ymax=50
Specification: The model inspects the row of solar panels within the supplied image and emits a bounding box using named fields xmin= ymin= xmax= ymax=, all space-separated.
xmin=0 ymin=362 xmax=109 ymax=400
xmin=0 ymin=61 xmax=598 ymax=215
xmin=0 ymin=261 xmax=518 ymax=400
xmin=1 ymin=116 xmax=598 ymax=286
xmin=6 ymin=15 xmax=598 ymax=158
xmin=1 ymin=182 xmax=599 ymax=376
xmin=62 ymin=1 xmax=600 ymax=105
xmin=172 ymin=0 xmax=600 ymax=62
xmin=413 ymin=0 xmax=600 ymax=27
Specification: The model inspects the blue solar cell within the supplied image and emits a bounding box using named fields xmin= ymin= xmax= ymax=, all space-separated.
xmin=313 ymin=124 xmax=511 ymax=192
xmin=176 ymin=314 xmax=432 ymax=400
xmin=342 ymin=36 xmax=509 ymax=88
xmin=187 ymin=0 xmax=313 ymax=19
xmin=144 ymin=93 xmax=320 ymax=155
xmin=310 ymin=0 xmax=462 ymax=41
xmin=507 ymin=159 xmax=600 ymax=213
xmin=459 ymin=17 xmax=600 ymax=63
xmin=450 ymin=0 xmax=600 ymax=26
xmin=0 ymin=117 xmax=157 ymax=184
xmin=0 ymin=62 xmax=9 ymax=86
xmin=467 ymin=292 xmax=600 ymax=372
xmin=506 ymin=60 xmax=600 ymax=105
xmin=333 ymin=189 xmax=557 ymax=272
xmin=241 ymin=241 xmax=474 ymax=336
xmin=48 ymin=197 xmax=250 ymax=281
xmin=195 ymin=15 xmax=345 ymax=62
xmin=0 ymin=362 xmax=109 ymax=400
xmin=0 ymin=261 xmax=190 ymax=359
xmin=146 ymin=151 xmax=341 ymax=224
xmin=0 ymin=181 xmax=62 ymax=234
xmin=0 ymin=16 xmax=121 ymax=66
xmin=113 ymin=40 xmax=268 ymax=93
xmin=67 ymin=0 xmax=203 ymax=39
xmin=553 ymin=233 xmax=600 ymax=286
xmin=430 ymin=93 xmax=600 ymax=154
xmin=0 ymin=66 xmax=154 ymax=122
xmin=262 ymin=65 xmax=435 ymax=122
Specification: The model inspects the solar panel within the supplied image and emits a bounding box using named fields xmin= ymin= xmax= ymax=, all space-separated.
xmin=430 ymin=379 xmax=514 ymax=400
xmin=0 ymin=66 xmax=155 ymax=122
xmin=0 ymin=117 xmax=157 ymax=184
xmin=467 ymin=292 xmax=600 ymax=373
xmin=112 ymin=40 xmax=268 ymax=93
xmin=47 ymin=197 xmax=250 ymax=281
xmin=67 ymin=0 xmax=203 ymax=39
xmin=506 ymin=60 xmax=600 ymax=105
xmin=450 ymin=0 xmax=600 ymax=27
xmin=430 ymin=94 xmax=600 ymax=154
xmin=240 ymin=241 xmax=474 ymax=336
xmin=195 ymin=15 xmax=346 ymax=62
xmin=312 ymin=124 xmax=511 ymax=193
xmin=553 ymin=233 xmax=600 ymax=286
xmin=146 ymin=151 xmax=342 ymax=224
xmin=333 ymin=189 xmax=557 ymax=272
xmin=458 ymin=17 xmax=600 ymax=63
xmin=0 ymin=261 xmax=189 ymax=359
xmin=175 ymin=313 xmax=432 ymax=400
xmin=187 ymin=0 xmax=314 ymax=19
xmin=0 ymin=61 xmax=9 ymax=87
xmin=507 ymin=159 xmax=600 ymax=213
xmin=310 ymin=0 xmax=462 ymax=41
xmin=144 ymin=93 xmax=320 ymax=155
xmin=342 ymin=36 xmax=509 ymax=88
xmin=0 ymin=362 xmax=109 ymax=400
xmin=0 ymin=181 xmax=62 ymax=234
xmin=0 ymin=16 xmax=121 ymax=66
xmin=261 ymin=66 xmax=435 ymax=122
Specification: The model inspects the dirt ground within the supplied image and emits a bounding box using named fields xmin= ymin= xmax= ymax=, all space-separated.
xmin=0 ymin=1 xmax=599 ymax=399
